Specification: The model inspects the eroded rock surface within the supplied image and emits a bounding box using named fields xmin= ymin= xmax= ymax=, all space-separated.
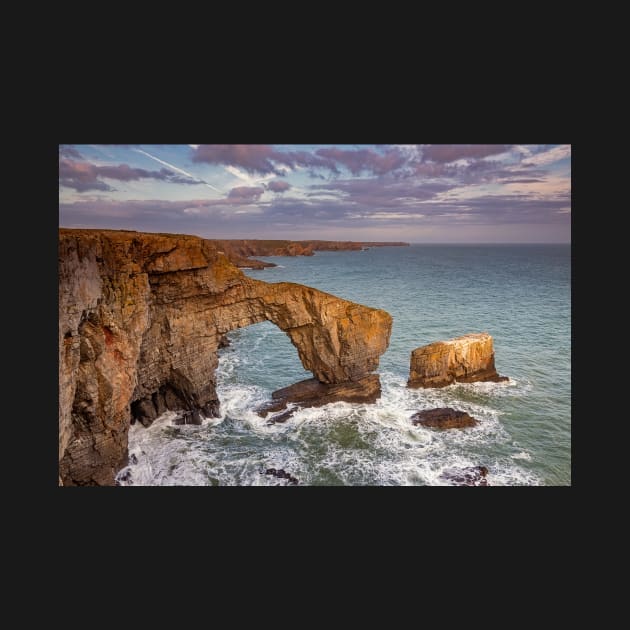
xmin=257 ymin=374 xmax=381 ymax=424
xmin=407 ymin=332 xmax=508 ymax=388
xmin=59 ymin=229 xmax=392 ymax=485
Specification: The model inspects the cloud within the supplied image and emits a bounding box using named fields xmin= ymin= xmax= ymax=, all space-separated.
xmin=504 ymin=178 xmax=545 ymax=184
xmin=59 ymin=160 xmax=115 ymax=192
xmin=193 ymin=144 xmax=342 ymax=175
xmin=266 ymin=180 xmax=291 ymax=193
xmin=315 ymin=147 xmax=407 ymax=175
xmin=192 ymin=144 xmax=407 ymax=176
xmin=310 ymin=177 xmax=454 ymax=206
xmin=421 ymin=144 xmax=511 ymax=163
xmin=59 ymin=144 xmax=570 ymax=242
xmin=134 ymin=148 xmax=222 ymax=193
xmin=194 ymin=144 xmax=509 ymax=177
xmin=227 ymin=186 xmax=265 ymax=201
xmin=60 ymin=181 xmax=570 ymax=241
xmin=192 ymin=145 xmax=283 ymax=174
xmin=59 ymin=158 xmax=204 ymax=192
xmin=522 ymin=145 xmax=571 ymax=166
xmin=59 ymin=145 xmax=83 ymax=160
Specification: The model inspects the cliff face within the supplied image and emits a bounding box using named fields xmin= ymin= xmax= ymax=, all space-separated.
xmin=407 ymin=333 xmax=507 ymax=388
xmin=59 ymin=229 xmax=392 ymax=486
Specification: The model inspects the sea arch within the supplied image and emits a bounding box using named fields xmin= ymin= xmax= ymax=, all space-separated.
xmin=130 ymin=275 xmax=393 ymax=426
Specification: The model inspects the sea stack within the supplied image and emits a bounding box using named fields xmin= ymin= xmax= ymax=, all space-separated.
xmin=407 ymin=332 xmax=507 ymax=388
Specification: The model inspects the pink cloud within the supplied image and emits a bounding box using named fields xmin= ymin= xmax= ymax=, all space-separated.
xmin=227 ymin=186 xmax=265 ymax=201
xmin=59 ymin=158 xmax=201 ymax=192
xmin=315 ymin=147 xmax=406 ymax=175
xmin=266 ymin=180 xmax=291 ymax=193
xmin=422 ymin=145 xmax=510 ymax=163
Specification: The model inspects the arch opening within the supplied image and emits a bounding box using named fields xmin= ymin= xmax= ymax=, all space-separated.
xmin=218 ymin=320 xmax=311 ymax=394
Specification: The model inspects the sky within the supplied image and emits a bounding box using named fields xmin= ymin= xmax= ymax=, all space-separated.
xmin=59 ymin=144 xmax=571 ymax=242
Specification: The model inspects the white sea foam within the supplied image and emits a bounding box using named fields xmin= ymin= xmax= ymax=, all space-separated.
xmin=511 ymin=451 xmax=533 ymax=461
xmin=120 ymin=363 xmax=541 ymax=485
xmin=119 ymin=321 xmax=544 ymax=486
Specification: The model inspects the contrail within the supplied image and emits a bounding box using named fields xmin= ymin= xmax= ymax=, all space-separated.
xmin=134 ymin=148 xmax=222 ymax=193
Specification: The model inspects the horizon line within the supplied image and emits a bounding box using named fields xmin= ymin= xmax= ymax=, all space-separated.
xmin=58 ymin=226 xmax=570 ymax=245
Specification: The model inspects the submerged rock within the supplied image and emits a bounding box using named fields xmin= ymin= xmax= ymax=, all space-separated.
xmin=440 ymin=466 xmax=489 ymax=486
xmin=411 ymin=407 xmax=478 ymax=429
xmin=407 ymin=332 xmax=508 ymax=388
xmin=115 ymin=468 xmax=133 ymax=485
xmin=263 ymin=467 xmax=299 ymax=485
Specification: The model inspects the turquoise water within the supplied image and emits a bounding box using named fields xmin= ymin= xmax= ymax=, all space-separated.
xmin=121 ymin=245 xmax=571 ymax=486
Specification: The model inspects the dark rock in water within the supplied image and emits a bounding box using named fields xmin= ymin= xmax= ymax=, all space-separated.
xmin=411 ymin=407 xmax=478 ymax=429
xmin=262 ymin=467 xmax=299 ymax=484
xmin=116 ymin=468 xmax=132 ymax=485
xmin=129 ymin=453 xmax=138 ymax=465
xmin=257 ymin=374 xmax=382 ymax=423
xmin=266 ymin=408 xmax=296 ymax=424
xmin=202 ymin=400 xmax=221 ymax=418
xmin=171 ymin=408 xmax=205 ymax=425
xmin=173 ymin=410 xmax=191 ymax=425
xmin=440 ymin=466 xmax=489 ymax=486
xmin=218 ymin=335 xmax=231 ymax=349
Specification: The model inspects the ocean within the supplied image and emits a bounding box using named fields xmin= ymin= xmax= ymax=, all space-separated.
xmin=119 ymin=244 xmax=571 ymax=486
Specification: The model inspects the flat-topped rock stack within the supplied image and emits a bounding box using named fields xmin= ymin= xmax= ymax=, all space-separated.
xmin=407 ymin=332 xmax=508 ymax=388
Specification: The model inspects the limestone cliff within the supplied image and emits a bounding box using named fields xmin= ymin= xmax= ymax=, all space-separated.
xmin=59 ymin=229 xmax=392 ymax=486
xmin=407 ymin=333 xmax=507 ymax=388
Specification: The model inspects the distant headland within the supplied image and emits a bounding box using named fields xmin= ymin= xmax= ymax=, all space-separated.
xmin=183 ymin=238 xmax=409 ymax=268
